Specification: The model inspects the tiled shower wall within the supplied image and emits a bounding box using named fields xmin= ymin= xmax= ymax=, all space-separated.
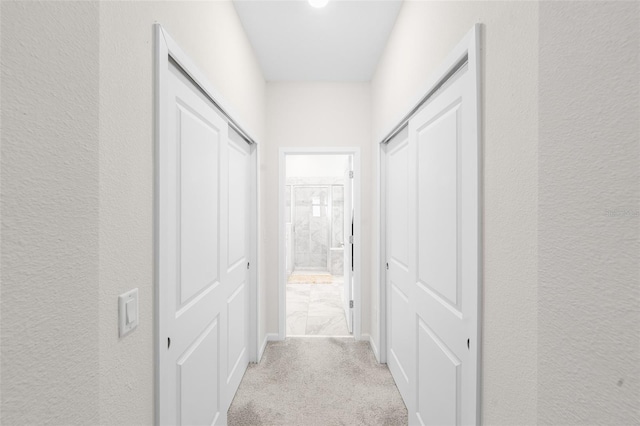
xmin=286 ymin=177 xmax=344 ymax=275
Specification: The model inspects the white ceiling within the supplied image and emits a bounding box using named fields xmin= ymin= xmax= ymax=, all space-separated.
xmin=233 ymin=0 xmax=403 ymax=81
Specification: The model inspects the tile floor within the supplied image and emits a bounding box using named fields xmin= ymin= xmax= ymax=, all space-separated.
xmin=286 ymin=274 xmax=350 ymax=336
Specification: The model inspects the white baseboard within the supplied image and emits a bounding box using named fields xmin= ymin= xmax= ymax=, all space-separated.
xmin=258 ymin=333 xmax=279 ymax=362
xmin=366 ymin=334 xmax=381 ymax=363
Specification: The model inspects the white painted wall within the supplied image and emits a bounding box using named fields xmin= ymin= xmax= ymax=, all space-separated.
xmin=372 ymin=2 xmax=539 ymax=423
xmin=3 ymin=1 xmax=637 ymax=424
xmin=2 ymin=2 xmax=100 ymax=423
xmin=264 ymin=83 xmax=371 ymax=337
xmin=373 ymin=1 xmax=639 ymax=424
xmin=537 ymin=2 xmax=639 ymax=423
xmin=286 ymin=155 xmax=349 ymax=178
xmin=99 ymin=3 xmax=265 ymax=423
xmin=1 ymin=1 xmax=265 ymax=424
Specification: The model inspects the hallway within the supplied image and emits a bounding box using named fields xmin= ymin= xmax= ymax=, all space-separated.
xmin=2 ymin=1 xmax=637 ymax=425
xmin=228 ymin=338 xmax=407 ymax=425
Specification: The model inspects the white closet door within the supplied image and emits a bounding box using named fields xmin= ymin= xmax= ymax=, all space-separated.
xmin=385 ymin=126 xmax=415 ymax=409
xmin=159 ymin=64 xmax=227 ymax=426
xmin=410 ymin=64 xmax=479 ymax=425
xmin=159 ymin=64 xmax=251 ymax=426
xmin=222 ymin=127 xmax=251 ymax=407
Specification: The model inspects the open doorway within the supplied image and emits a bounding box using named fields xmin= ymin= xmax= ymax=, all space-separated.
xmin=279 ymin=150 xmax=360 ymax=339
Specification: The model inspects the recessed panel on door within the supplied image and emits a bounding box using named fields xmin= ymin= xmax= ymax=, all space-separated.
xmin=227 ymin=142 xmax=247 ymax=269
xmin=226 ymin=283 xmax=246 ymax=382
xmin=417 ymin=318 xmax=460 ymax=426
xmin=417 ymin=104 xmax=460 ymax=309
xmin=177 ymin=318 xmax=220 ymax=426
xmin=388 ymin=143 xmax=409 ymax=270
xmin=390 ymin=280 xmax=410 ymax=383
xmin=179 ymin=105 xmax=220 ymax=307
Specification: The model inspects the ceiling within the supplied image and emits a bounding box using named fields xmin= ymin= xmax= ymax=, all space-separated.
xmin=233 ymin=0 xmax=403 ymax=81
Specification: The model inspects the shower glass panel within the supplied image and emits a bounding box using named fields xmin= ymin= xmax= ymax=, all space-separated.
xmin=293 ymin=186 xmax=329 ymax=270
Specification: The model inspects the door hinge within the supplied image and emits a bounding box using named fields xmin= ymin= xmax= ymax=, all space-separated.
xmin=349 ymin=170 xmax=354 ymax=179
xmin=386 ymin=262 xmax=389 ymax=270
xmin=349 ymin=235 xmax=354 ymax=244
xmin=247 ymin=262 xmax=250 ymax=270
xmin=349 ymin=300 xmax=354 ymax=309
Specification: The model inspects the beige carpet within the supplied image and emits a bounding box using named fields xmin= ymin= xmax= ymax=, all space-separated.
xmin=228 ymin=338 xmax=407 ymax=426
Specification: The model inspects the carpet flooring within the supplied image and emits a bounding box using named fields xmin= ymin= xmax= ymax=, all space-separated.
xmin=228 ymin=338 xmax=407 ymax=426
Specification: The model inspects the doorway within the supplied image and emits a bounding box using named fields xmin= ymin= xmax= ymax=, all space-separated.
xmin=278 ymin=149 xmax=361 ymax=340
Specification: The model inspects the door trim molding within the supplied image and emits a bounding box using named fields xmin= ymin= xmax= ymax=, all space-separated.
xmin=154 ymin=23 xmax=261 ymax=425
xmin=278 ymin=147 xmax=362 ymax=341
xmin=377 ymin=23 xmax=482 ymax=422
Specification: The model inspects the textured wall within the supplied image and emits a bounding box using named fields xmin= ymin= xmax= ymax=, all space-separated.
xmin=538 ymin=2 xmax=639 ymax=424
xmin=264 ymin=83 xmax=372 ymax=337
xmin=0 ymin=1 xmax=265 ymax=424
xmin=99 ymin=2 xmax=265 ymax=423
xmin=372 ymin=2 xmax=539 ymax=423
xmin=1 ymin=2 xmax=100 ymax=424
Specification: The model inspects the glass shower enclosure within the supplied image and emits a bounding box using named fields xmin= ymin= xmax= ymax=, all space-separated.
xmin=286 ymin=184 xmax=344 ymax=274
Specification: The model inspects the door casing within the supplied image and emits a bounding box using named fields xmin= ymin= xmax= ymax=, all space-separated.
xmin=278 ymin=148 xmax=362 ymax=340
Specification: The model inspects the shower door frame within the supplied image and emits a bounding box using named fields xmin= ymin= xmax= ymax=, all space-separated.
xmin=278 ymin=148 xmax=362 ymax=341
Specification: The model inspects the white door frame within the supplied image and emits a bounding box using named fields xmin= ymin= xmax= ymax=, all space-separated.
xmin=278 ymin=147 xmax=362 ymax=340
xmin=378 ymin=24 xmax=482 ymax=420
xmin=154 ymin=24 xmax=261 ymax=423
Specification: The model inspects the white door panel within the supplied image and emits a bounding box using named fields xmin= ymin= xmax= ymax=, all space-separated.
xmin=417 ymin=104 xmax=460 ymax=308
xmin=385 ymin=59 xmax=479 ymax=426
xmin=160 ymin=63 xmax=251 ymax=425
xmin=417 ymin=319 xmax=460 ymax=426
xmin=385 ymin=128 xmax=414 ymax=407
xmin=227 ymin=140 xmax=248 ymax=268
xmin=224 ymin=128 xmax=251 ymax=402
xmin=178 ymin=104 xmax=220 ymax=306
xmin=178 ymin=318 xmax=220 ymax=426
xmin=161 ymin=65 xmax=226 ymax=425
xmin=412 ymin=64 xmax=478 ymax=425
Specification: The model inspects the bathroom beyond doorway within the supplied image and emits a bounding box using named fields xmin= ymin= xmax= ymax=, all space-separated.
xmin=279 ymin=151 xmax=360 ymax=338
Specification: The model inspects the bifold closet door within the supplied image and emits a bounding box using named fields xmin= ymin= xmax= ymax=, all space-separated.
xmin=159 ymin=62 xmax=250 ymax=426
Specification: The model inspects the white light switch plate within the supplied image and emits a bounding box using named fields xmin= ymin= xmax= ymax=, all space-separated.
xmin=119 ymin=288 xmax=139 ymax=337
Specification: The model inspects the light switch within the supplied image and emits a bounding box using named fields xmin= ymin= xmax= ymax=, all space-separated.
xmin=119 ymin=288 xmax=139 ymax=337
xmin=125 ymin=299 xmax=137 ymax=325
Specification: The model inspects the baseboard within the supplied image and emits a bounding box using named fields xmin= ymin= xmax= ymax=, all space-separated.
xmin=366 ymin=334 xmax=381 ymax=363
xmin=258 ymin=333 xmax=279 ymax=362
